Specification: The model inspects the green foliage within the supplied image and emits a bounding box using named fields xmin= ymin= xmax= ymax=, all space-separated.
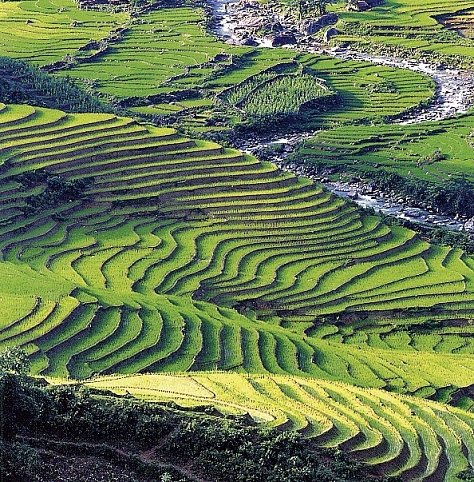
xmin=0 ymin=375 xmax=384 ymax=482
xmin=422 ymin=148 xmax=447 ymax=164
xmin=242 ymin=75 xmax=328 ymax=117
xmin=0 ymin=57 xmax=109 ymax=113
xmin=371 ymin=170 xmax=474 ymax=217
xmin=18 ymin=171 xmax=91 ymax=215
xmin=284 ymin=0 xmax=335 ymax=18
xmin=0 ymin=441 xmax=41 ymax=482
xmin=459 ymin=469 xmax=474 ymax=481
xmin=0 ymin=348 xmax=30 ymax=376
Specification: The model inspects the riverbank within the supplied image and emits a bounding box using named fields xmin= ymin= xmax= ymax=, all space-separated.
xmin=237 ymin=135 xmax=474 ymax=235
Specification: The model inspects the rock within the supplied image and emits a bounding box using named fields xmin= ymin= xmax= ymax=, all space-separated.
xmin=464 ymin=218 xmax=474 ymax=232
xmin=270 ymin=21 xmax=283 ymax=33
xmin=239 ymin=36 xmax=259 ymax=46
xmin=347 ymin=1 xmax=371 ymax=11
xmin=324 ymin=27 xmax=339 ymax=42
xmin=347 ymin=190 xmax=358 ymax=200
xmin=271 ymin=33 xmax=297 ymax=47
xmin=301 ymin=13 xmax=338 ymax=35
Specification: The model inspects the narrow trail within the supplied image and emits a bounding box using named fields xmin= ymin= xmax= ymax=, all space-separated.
xmin=207 ymin=0 xmax=474 ymax=233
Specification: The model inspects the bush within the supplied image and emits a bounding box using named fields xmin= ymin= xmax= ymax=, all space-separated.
xmin=0 ymin=57 xmax=110 ymax=113
xmin=17 ymin=170 xmax=92 ymax=215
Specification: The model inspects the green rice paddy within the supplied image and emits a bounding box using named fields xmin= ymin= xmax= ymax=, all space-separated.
xmin=0 ymin=102 xmax=473 ymax=477
xmin=1 ymin=0 xmax=474 ymax=479
xmin=332 ymin=0 xmax=474 ymax=64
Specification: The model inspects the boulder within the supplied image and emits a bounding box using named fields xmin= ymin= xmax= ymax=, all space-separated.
xmin=324 ymin=27 xmax=339 ymax=42
xmin=464 ymin=218 xmax=474 ymax=232
xmin=271 ymin=32 xmax=297 ymax=47
xmin=301 ymin=13 xmax=338 ymax=35
xmin=347 ymin=190 xmax=358 ymax=200
xmin=347 ymin=1 xmax=371 ymax=11
xmin=240 ymin=37 xmax=259 ymax=46
xmin=268 ymin=21 xmax=283 ymax=33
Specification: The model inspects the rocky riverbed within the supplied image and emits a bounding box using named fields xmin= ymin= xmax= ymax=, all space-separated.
xmin=207 ymin=0 xmax=474 ymax=234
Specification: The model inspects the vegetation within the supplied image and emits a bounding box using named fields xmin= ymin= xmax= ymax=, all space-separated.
xmin=295 ymin=113 xmax=474 ymax=202
xmin=0 ymin=0 xmax=474 ymax=480
xmin=0 ymin=0 xmax=126 ymax=65
xmin=0 ymin=0 xmax=435 ymax=136
xmin=0 ymin=100 xmax=472 ymax=478
xmin=318 ymin=0 xmax=474 ymax=66
xmin=284 ymin=0 xmax=335 ymax=19
xmin=0 ymin=57 xmax=109 ymax=112
xmin=0 ymin=371 xmax=386 ymax=482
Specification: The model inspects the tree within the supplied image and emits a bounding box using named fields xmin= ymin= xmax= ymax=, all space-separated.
xmin=286 ymin=0 xmax=334 ymax=19
xmin=315 ymin=0 xmax=334 ymax=15
xmin=0 ymin=347 xmax=30 ymax=376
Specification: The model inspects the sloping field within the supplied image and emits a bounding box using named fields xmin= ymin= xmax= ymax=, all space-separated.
xmin=26 ymin=3 xmax=432 ymax=130
xmin=0 ymin=102 xmax=474 ymax=408
xmin=1 ymin=2 xmax=474 ymax=480
xmin=298 ymin=113 xmax=474 ymax=183
xmin=441 ymin=8 xmax=474 ymax=38
xmin=0 ymin=1 xmax=437 ymax=139
xmin=58 ymin=372 xmax=474 ymax=481
xmin=4 ymin=103 xmax=474 ymax=324
xmin=0 ymin=0 xmax=125 ymax=65
xmin=334 ymin=0 xmax=474 ymax=63
xmin=0 ymin=80 xmax=472 ymax=482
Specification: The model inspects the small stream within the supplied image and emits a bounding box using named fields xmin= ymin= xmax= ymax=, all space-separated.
xmin=207 ymin=0 xmax=474 ymax=233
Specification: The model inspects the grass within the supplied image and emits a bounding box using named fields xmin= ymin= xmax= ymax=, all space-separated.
xmin=0 ymin=0 xmax=126 ymax=65
xmin=297 ymin=113 xmax=474 ymax=184
xmin=0 ymin=104 xmax=472 ymax=401
xmin=0 ymin=2 xmax=474 ymax=478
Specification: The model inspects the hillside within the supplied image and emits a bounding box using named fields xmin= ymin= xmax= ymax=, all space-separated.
xmin=1 ymin=0 xmax=474 ymax=481
xmin=1 ymin=372 xmax=391 ymax=482
xmin=333 ymin=0 xmax=474 ymax=65
xmin=1 ymin=102 xmax=474 ymax=478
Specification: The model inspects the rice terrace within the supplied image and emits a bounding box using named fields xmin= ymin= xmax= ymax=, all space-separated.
xmin=4 ymin=0 xmax=474 ymax=480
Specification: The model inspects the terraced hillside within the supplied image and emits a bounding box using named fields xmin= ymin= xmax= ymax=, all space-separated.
xmin=0 ymin=0 xmax=435 ymax=135
xmin=297 ymin=112 xmax=474 ymax=183
xmin=441 ymin=8 xmax=474 ymax=38
xmin=0 ymin=0 xmax=125 ymax=65
xmin=59 ymin=372 xmax=474 ymax=481
xmin=333 ymin=0 xmax=474 ymax=64
xmin=61 ymin=6 xmax=434 ymax=133
xmin=0 ymin=101 xmax=474 ymax=400
xmin=1 ymin=0 xmax=474 ymax=480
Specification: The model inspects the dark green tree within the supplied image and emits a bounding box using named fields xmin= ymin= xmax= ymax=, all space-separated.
xmin=286 ymin=0 xmax=334 ymax=18
xmin=0 ymin=347 xmax=30 ymax=376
